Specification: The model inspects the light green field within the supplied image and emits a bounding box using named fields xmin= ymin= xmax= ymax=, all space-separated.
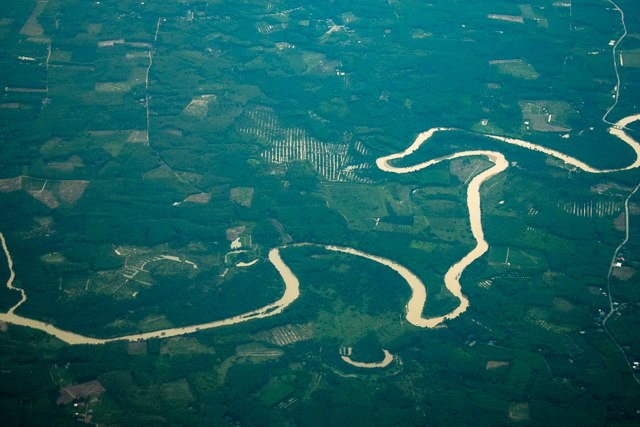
xmin=162 ymin=379 xmax=194 ymax=403
xmin=259 ymin=378 xmax=295 ymax=407
xmin=314 ymin=306 xmax=404 ymax=346
xmin=488 ymin=246 xmax=509 ymax=265
xmin=621 ymin=49 xmax=640 ymax=67
xmin=428 ymin=217 xmax=472 ymax=244
xmin=493 ymin=61 xmax=539 ymax=80
xmin=507 ymin=248 xmax=547 ymax=270
xmin=230 ymin=187 xmax=254 ymax=207
xmin=50 ymin=50 xmax=73 ymax=62
xmin=409 ymin=240 xmax=439 ymax=252
xmin=161 ymin=337 xmax=215 ymax=356
xmin=19 ymin=1 xmax=47 ymax=37
xmin=322 ymin=182 xmax=420 ymax=231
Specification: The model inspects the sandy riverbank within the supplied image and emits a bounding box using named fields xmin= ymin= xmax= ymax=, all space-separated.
xmin=341 ymin=349 xmax=394 ymax=368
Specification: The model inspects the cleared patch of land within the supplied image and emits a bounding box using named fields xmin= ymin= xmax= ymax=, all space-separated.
xmin=236 ymin=342 xmax=283 ymax=357
xmin=621 ymin=49 xmax=640 ymax=67
xmin=184 ymin=192 xmax=211 ymax=203
xmin=612 ymin=266 xmax=635 ymax=281
xmin=508 ymin=402 xmax=530 ymax=421
xmin=486 ymin=361 xmax=509 ymax=370
xmin=230 ymin=187 xmax=254 ymax=207
xmin=57 ymin=380 xmax=105 ymax=405
xmin=161 ymin=337 xmax=215 ymax=356
xmin=226 ymin=226 xmax=246 ymax=241
xmin=253 ymin=323 xmax=313 ymax=346
xmin=19 ymin=1 xmax=47 ymax=37
xmin=520 ymin=100 xmax=574 ymax=132
xmin=487 ymin=14 xmax=523 ymax=23
xmin=0 ymin=177 xmax=22 ymax=192
xmin=490 ymin=59 xmax=539 ymax=80
xmin=58 ymin=180 xmax=89 ymax=204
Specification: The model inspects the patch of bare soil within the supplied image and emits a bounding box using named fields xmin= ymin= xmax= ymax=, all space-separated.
xmin=0 ymin=177 xmax=22 ymax=192
xmin=184 ymin=193 xmax=211 ymax=204
xmin=127 ymin=341 xmax=148 ymax=355
xmin=614 ymin=213 xmax=626 ymax=231
xmin=508 ymin=402 xmax=530 ymax=421
xmin=57 ymin=381 xmax=106 ymax=405
xmin=226 ymin=226 xmax=246 ymax=241
xmin=58 ymin=180 xmax=89 ymax=204
xmin=31 ymin=190 xmax=60 ymax=209
xmin=486 ymin=361 xmax=509 ymax=370
xmin=612 ymin=266 xmax=636 ymax=281
xmin=588 ymin=286 xmax=603 ymax=295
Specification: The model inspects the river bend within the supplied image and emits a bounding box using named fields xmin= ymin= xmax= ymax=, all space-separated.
xmin=1 ymin=116 xmax=639 ymax=344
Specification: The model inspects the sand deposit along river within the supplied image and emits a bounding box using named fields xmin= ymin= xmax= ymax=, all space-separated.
xmin=1 ymin=116 xmax=640 ymax=345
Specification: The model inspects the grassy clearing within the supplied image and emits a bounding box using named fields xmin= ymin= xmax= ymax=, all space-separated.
xmin=525 ymin=308 xmax=573 ymax=333
xmin=138 ymin=314 xmax=173 ymax=333
xmin=127 ymin=131 xmax=147 ymax=143
xmin=302 ymin=51 xmax=326 ymax=72
xmin=322 ymin=182 xmax=420 ymax=231
xmin=183 ymin=99 xmax=209 ymax=117
xmin=314 ymin=306 xmax=404 ymax=346
xmin=240 ymin=235 xmax=252 ymax=247
xmin=95 ymin=82 xmax=130 ymax=92
xmin=131 ymin=270 xmax=155 ymax=285
xmin=50 ymin=50 xmax=73 ymax=62
xmin=508 ymin=403 xmax=530 ymax=421
xmin=184 ymin=192 xmax=211 ymax=203
xmin=41 ymin=252 xmax=66 ymax=263
xmin=340 ymin=12 xmax=358 ymax=24
xmin=216 ymin=356 xmax=239 ymax=386
xmin=621 ymin=49 xmax=640 ymax=67
xmin=409 ymin=240 xmax=439 ymax=252
xmin=428 ymin=217 xmax=472 ymax=244
xmin=488 ymin=246 xmax=509 ymax=265
xmin=508 ymin=248 xmax=547 ymax=270
xmin=236 ymin=343 xmax=283 ymax=357
xmin=519 ymin=4 xmax=548 ymax=27
xmin=0 ymin=176 xmax=22 ymax=193
xmin=259 ymin=378 xmax=295 ymax=407
xmin=552 ymin=297 xmax=574 ymax=312
xmin=519 ymin=100 xmax=574 ymax=132
xmin=161 ymin=337 xmax=215 ymax=356
xmin=50 ymin=366 xmax=75 ymax=387
xmin=418 ymin=199 xmax=461 ymax=216
xmin=230 ymin=187 xmax=254 ymax=207
xmin=58 ymin=180 xmax=89 ymax=204
xmin=493 ymin=60 xmax=539 ymax=80
xmin=162 ymin=379 xmax=194 ymax=403
xmin=450 ymin=158 xmax=500 ymax=184
xmin=127 ymin=341 xmax=148 ymax=355
xmin=19 ymin=1 xmax=47 ymax=37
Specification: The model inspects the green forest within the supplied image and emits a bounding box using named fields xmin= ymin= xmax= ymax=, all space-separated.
xmin=1 ymin=0 xmax=640 ymax=425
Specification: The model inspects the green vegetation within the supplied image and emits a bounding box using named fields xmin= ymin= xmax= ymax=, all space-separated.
xmin=1 ymin=0 xmax=640 ymax=425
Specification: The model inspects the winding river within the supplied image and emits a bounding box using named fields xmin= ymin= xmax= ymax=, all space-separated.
xmin=0 ymin=246 xmax=300 ymax=344
xmin=1 ymin=114 xmax=639 ymax=344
